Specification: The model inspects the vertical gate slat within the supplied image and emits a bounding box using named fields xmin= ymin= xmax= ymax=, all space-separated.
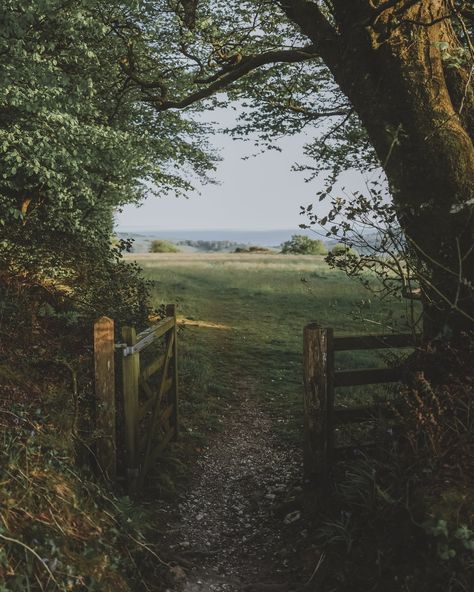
xmin=122 ymin=326 xmax=139 ymax=492
xmin=139 ymin=328 xmax=175 ymax=487
xmin=166 ymin=304 xmax=179 ymax=441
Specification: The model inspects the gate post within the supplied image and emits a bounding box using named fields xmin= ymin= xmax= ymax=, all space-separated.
xmin=94 ymin=317 xmax=116 ymax=480
xmin=122 ymin=326 xmax=139 ymax=492
xmin=166 ymin=304 xmax=179 ymax=441
xmin=303 ymin=324 xmax=334 ymax=488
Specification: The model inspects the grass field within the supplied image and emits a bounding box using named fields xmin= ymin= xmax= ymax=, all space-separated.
xmin=128 ymin=253 xmax=419 ymax=455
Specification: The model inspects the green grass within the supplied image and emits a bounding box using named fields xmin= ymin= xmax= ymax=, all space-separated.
xmin=131 ymin=253 xmax=419 ymax=449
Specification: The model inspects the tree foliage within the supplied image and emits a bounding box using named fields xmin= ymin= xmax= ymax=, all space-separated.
xmin=0 ymin=0 xmax=219 ymax=326
xmin=281 ymin=234 xmax=327 ymax=255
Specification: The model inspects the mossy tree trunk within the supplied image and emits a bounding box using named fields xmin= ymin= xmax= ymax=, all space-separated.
xmin=282 ymin=0 xmax=474 ymax=336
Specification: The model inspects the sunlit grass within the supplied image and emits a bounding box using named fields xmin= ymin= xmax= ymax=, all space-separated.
xmin=128 ymin=253 xmax=417 ymax=445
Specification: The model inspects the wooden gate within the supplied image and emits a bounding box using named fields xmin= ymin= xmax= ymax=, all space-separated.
xmin=93 ymin=304 xmax=179 ymax=492
xmin=303 ymin=324 xmax=419 ymax=488
xmin=121 ymin=304 xmax=179 ymax=492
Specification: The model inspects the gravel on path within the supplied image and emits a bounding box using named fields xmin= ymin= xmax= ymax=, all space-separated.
xmin=164 ymin=392 xmax=305 ymax=592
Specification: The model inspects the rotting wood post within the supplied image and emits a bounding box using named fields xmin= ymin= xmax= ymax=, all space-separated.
xmin=93 ymin=316 xmax=116 ymax=481
xmin=122 ymin=326 xmax=139 ymax=493
xmin=166 ymin=303 xmax=179 ymax=441
xmin=303 ymin=324 xmax=334 ymax=489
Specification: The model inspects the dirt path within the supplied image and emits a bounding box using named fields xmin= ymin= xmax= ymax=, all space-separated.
xmin=164 ymin=387 xmax=305 ymax=592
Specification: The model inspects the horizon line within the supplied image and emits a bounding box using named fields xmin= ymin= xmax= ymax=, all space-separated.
xmin=115 ymin=226 xmax=310 ymax=232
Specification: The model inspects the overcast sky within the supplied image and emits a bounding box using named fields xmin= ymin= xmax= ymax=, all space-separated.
xmin=115 ymin=110 xmax=364 ymax=232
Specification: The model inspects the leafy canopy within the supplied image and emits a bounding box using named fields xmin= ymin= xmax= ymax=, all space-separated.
xmin=0 ymin=0 xmax=216 ymax=248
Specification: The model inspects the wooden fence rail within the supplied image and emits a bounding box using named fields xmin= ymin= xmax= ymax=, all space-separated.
xmin=303 ymin=324 xmax=420 ymax=488
xmin=93 ymin=304 xmax=179 ymax=492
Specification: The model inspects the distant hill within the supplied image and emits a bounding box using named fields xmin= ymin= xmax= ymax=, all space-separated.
xmin=115 ymin=229 xmax=318 ymax=253
xmin=115 ymin=228 xmax=384 ymax=254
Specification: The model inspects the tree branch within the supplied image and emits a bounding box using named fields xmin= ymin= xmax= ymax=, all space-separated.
xmin=148 ymin=46 xmax=319 ymax=111
xmin=266 ymin=101 xmax=350 ymax=119
xmin=278 ymin=0 xmax=340 ymax=69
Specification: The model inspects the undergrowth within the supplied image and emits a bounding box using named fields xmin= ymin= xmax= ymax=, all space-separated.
xmin=0 ymin=248 xmax=175 ymax=590
xmin=0 ymin=370 xmax=175 ymax=591
xmin=310 ymin=336 xmax=474 ymax=592
xmin=0 ymin=412 xmax=170 ymax=590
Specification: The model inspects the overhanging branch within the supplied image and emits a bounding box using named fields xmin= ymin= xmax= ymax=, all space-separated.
xmin=148 ymin=46 xmax=319 ymax=111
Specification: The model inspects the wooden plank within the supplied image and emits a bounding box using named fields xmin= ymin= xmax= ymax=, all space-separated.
xmin=122 ymin=326 xmax=139 ymax=492
xmin=140 ymin=331 xmax=175 ymax=487
xmin=159 ymin=404 xmax=174 ymax=425
xmin=303 ymin=323 xmax=333 ymax=486
xmin=333 ymin=333 xmax=418 ymax=351
xmin=154 ymin=342 xmax=174 ymax=410
xmin=137 ymin=390 xmax=156 ymax=422
xmin=94 ymin=317 xmax=116 ymax=481
xmin=136 ymin=315 xmax=175 ymax=342
xmin=334 ymin=366 xmax=403 ymax=387
xmin=141 ymin=427 xmax=176 ymax=478
xmin=131 ymin=317 xmax=175 ymax=354
xmin=137 ymin=378 xmax=173 ymax=422
xmin=139 ymin=405 xmax=174 ymax=449
xmin=326 ymin=328 xmax=335 ymax=472
xmin=140 ymin=354 xmax=165 ymax=381
xmin=166 ymin=303 xmax=179 ymax=441
xmin=139 ymin=377 xmax=155 ymax=400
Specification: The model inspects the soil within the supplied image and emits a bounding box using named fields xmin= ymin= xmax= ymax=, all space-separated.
xmin=162 ymin=391 xmax=309 ymax=592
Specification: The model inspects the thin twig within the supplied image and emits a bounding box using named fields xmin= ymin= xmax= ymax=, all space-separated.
xmin=304 ymin=552 xmax=326 ymax=586
xmin=0 ymin=532 xmax=59 ymax=588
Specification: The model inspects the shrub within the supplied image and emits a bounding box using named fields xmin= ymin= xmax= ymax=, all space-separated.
xmin=330 ymin=243 xmax=359 ymax=256
xmin=280 ymin=235 xmax=328 ymax=255
xmin=149 ymin=240 xmax=180 ymax=253
xmin=234 ymin=246 xmax=272 ymax=253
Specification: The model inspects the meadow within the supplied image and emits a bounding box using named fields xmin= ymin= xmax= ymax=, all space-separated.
xmin=129 ymin=252 xmax=418 ymax=450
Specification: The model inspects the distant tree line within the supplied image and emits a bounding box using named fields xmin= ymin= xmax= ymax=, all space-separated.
xmin=178 ymin=240 xmax=247 ymax=252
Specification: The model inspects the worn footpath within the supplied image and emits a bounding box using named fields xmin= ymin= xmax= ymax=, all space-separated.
xmin=162 ymin=392 xmax=307 ymax=592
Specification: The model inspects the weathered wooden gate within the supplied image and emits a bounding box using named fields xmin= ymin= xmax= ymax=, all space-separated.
xmin=93 ymin=304 xmax=179 ymax=492
xmin=303 ymin=323 xmax=419 ymax=488
xmin=120 ymin=304 xmax=179 ymax=492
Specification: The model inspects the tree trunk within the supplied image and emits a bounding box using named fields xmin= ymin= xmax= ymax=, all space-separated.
xmin=288 ymin=0 xmax=474 ymax=336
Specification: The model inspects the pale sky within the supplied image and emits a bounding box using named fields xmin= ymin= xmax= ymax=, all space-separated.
xmin=115 ymin=110 xmax=363 ymax=231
